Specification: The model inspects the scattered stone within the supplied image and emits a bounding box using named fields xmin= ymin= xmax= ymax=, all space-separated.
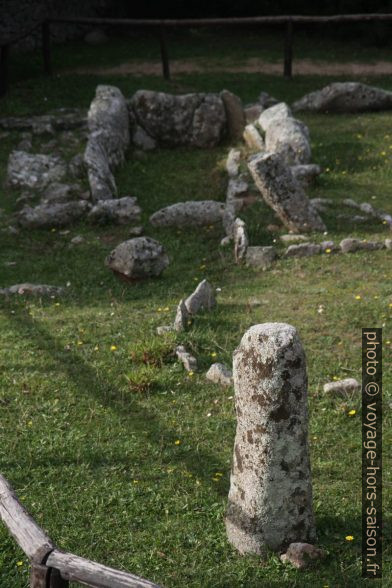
xmin=293 ymin=82 xmax=392 ymax=113
xmin=206 ymin=363 xmax=233 ymax=387
xmin=176 ymin=345 xmax=198 ymax=372
xmin=88 ymin=196 xmax=141 ymax=225
xmin=150 ymin=200 xmax=225 ymax=228
xmin=243 ymin=124 xmax=264 ymax=151
xmin=70 ymin=235 xmax=84 ymax=245
xmin=84 ymin=29 xmax=108 ymax=45
xmin=320 ymin=240 xmax=337 ymax=252
xmin=106 ymin=237 xmax=169 ymax=281
xmin=280 ymin=543 xmax=326 ymax=570
xmin=265 ymin=117 xmax=311 ymax=165
xmin=68 ymin=153 xmax=85 ymax=179
xmin=244 ymin=103 xmax=263 ymax=124
xmin=129 ymin=226 xmax=144 ymax=236
xmin=173 ymin=299 xmax=190 ymax=332
xmin=258 ymin=102 xmax=292 ymax=132
xmin=246 ymin=246 xmax=277 ymax=270
xmin=248 ymin=153 xmax=326 ymax=233
xmin=0 ymin=283 xmax=64 ymax=296
xmin=42 ymin=182 xmax=83 ymax=203
xmin=225 ymin=323 xmax=316 ymax=555
xmin=323 ymin=378 xmax=360 ymax=395
xmin=156 ymin=325 xmax=174 ymax=335
xmin=291 ymin=164 xmax=322 ymax=187
xmin=18 ymin=201 xmax=90 ymax=229
xmin=385 ymin=238 xmax=392 ymax=250
xmin=309 ymin=197 xmax=334 ymax=213
xmin=226 ymin=148 xmax=241 ymax=177
xmin=184 ymin=279 xmax=216 ymax=315
xmin=7 ymin=151 xmax=67 ymax=190
xmin=280 ymin=234 xmax=308 ymax=244
xmin=340 ymin=238 xmax=385 ymax=254
xmin=285 ymin=243 xmax=322 ymax=258
xmin=233 ymin=218 xmax=248 ymax=262
xmin=220 ymin=89 xmax=246 ymax=141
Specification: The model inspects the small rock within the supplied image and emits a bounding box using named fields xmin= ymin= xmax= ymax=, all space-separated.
xmin=280 ymin=543 xmax=326 ymax=570
xmin=226 ymin=177 xmax=249 ymax=201
xmin=156 ymin=325 xmax=174 ymax=335
xmin=184 ymin=279 xmax=216 ymax=315
xmin=233 ymin=218 xmax=248 ymax=262
xmin=150 ymin=200 xmax=225 ymax=228
xmin=129 ymin=226 xmax=143 ymax=236
xmin=243 ymin=124 xmax=264 ymax=151
xmin=176 ymin=345 xmax=197 ymax=372
xmin=323 ymin=378 xmax=360 ymax=395
xmin=106 ymin=237 xmax=169 ymax=281
xmin=206 ymin=363 xmax=233 ymax=387
xmin=246 ymin=246 xmax=277 ymax=270
xmin=285 ymin=243 xmax=322 ymax=257
xmin=132 ymin=125 xmax=157 ymax=151
xmin=70 ymin=235 xmax=84 ymax=245
xmin=226 ymin=148 xmax=241 ymax=177
xmin=0 ymin=283 xmax=64 ymax=297
xmin=248 ymin=297 xmax=262 ymax=307
xmin=280 ymin=234 xmax=308 ymax=244
xmin=340 ymin=238 xmax=384 ymax=253
xmin=258 ymin=92 xmax=279 ymax=109
xmin=173 ymin=299 xmax=190 ymax=332
xmin=7 ymin=151 xmax=67 ymax=190
xmin=88 ymin=196 xmax=141 ymax=225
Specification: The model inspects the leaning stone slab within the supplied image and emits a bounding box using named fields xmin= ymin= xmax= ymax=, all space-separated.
xmin=248 ymin=153 xmax=326 ymax=233
xmin=265 ymin=118 xmax=311 ymax=165
xmin=323 ymin=378 xmax=360 ymax=395
xmin=226 ymin=149 xmax=241 ymax=177
xmin=220 ymin=90 xmax=246 ymax=141
xmin=292 ymin=82 xmax=392 ymax=113
xmin=150 ymin=200 xmax=225 ymax=228
xmin=184 ymin=279 xmax=216 ymax=315
xmin=246 ymin=246 xmax=277 ymax=270
xmin=84 ymin=131 xmax=117 ymax=201
xmin=106 ymin=237 xmax=169 ymax=280
xmin=340 ymin=238 xmax=385 ymax=254
xmin=285 ymin=243 xmax=322 ymax=258
xmin=173 ymin=299 xmax=190 ymax=332
xmin=176 ymin=345 xmax=198 ymax=372
xmin=88 ymin=197 xmax=141 ymax=225
xmin=18 ymin=201 xmax=90 ymax=229
xmin=206 ymin=363 xmax=233 ymax=387
xmin=280 ymin=543 xmax=326 ymax=570
xmin=243 ymin=124 xmax=264 ymax=151
xmin=258 ymin=102 xmax=292 ymax=132
xmin=225 ymin=323 xmax=316 ymax=555
xmin=233 ymin=218 xmax=248 ymax=262
xmin=0 ymin=283 xmax=64 ymax=296
xmin=7 ymin=151 xmax=67 ymax=190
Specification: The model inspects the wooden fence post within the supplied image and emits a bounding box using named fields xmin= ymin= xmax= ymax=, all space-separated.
xmin=42 ymin=21 xmax=52 ymax=75
xmin=159 ymin=26 xmax=170 ymax=80
xmin=0 ymin=44 xmax=9 ymax=96
xmin=283 ymin=19 xmax=293 ymax=78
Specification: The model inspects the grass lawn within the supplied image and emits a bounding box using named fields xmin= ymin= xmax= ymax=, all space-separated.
xmin=0 ymin=33 xmax=391 ymax=587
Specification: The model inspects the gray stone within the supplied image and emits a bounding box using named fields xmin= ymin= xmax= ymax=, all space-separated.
xmin=385 ymin=239 xmax=392 ymax=250
xmin=265 ymin=118 xmax=311 ymax=165
xmin=42 ymin=182 xmax=83 ymax=203
xmin=132 ymin=125 xmax=157 ymax=151
xmin=176 ymin=345 xmax=197 ymax=372
xmin=150 ymin=200 xmax=225 ymax=228
xmin=244 ymin=103 xmax=263 ymax=124
xmin=184 ymin=279 xmax=216 ymax=315
xmin=70 ymin=235 xmax=84 ymax=245
xmin=258 ymin=92 xmax=279 ymax=109
xmin=84 ymin=29 xmax=108 ymax=45
xmin=0 ymin=283 xmax=64 ymax=296
xmin=292 ymin=82 xmax=392 ymax=113
xmin=340 ymin=238 xmax=385 ymax=253
xmin=246 ymin=246 xmax=277 ymax=270
xmin=285 ymin=243 xmax=322 ymax=258
xmin=84 ymin=131 xmax=117 ymax=201
xmin=129 ymin=226 xmax=144 ymax=236
xmin=280 ymin=543 xmax=326 ymax=569
xmin=258 ymin=102 xmax=292 ymax=132
xmin=68 ymin=153 xmax=85 ymax=179
xmin=248 ymin=153 xmax=326 ymax=233
xmin=7 ymin=151 xmax=67 ymax=190
xmin=88 ymin=196 xmax=141 ymax=225
xmin=320 ymin=240 xmax=336 ymax=252
xmin=106 ymin=237 xmax=169 ymax=280
xmin=206 ymin=363 xmax=233 ymax=387
xmin=156 ymin=325 xmax=174 ymax=335
xmin=225 ymin=323 xmax=316 ymax=555
xmin=291 ymin=164 xmax=322 ymax=187
xmin=280 ymin=234 xmax=308 ymax=244
xmin=323 ymin=378 xmax=360 ymax=395
xmin=233 ymin=218 xmax=248 ymax=262
xmin=191 ymin=94 xmax=227 ymax=148
xmin=220 ymin=89 xmax=246 ymax=141
xmin=173 ymin=299 xmax=190 ymax=332
xmin=243 ymin=124 xmax=264 ymax=151
xmin=18 ymin=201 xmax=90 ymax=229
xmin=226 ymin=148 xmax=241 ymax=178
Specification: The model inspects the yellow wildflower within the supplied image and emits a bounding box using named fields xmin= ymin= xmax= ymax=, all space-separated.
xmin=110 ymin=345 xmax=117 ymax=351
xmin=345 ymin=535 xmax=354 ymax=541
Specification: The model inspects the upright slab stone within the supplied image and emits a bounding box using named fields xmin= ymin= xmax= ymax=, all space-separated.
xmin=226 ymin=323 xmax=316 ymax=555
xmin=248 ymin=153 xmax=326 ymax=233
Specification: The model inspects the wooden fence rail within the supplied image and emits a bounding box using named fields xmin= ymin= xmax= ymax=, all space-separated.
xmin=0 ymin=474 xmax=162 ymax=588
xmin=0 ymin=13 xmax=392 ymax=96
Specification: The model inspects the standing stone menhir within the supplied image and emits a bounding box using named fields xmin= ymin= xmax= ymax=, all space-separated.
xmin=225 ymin=323 xmax=316 ymax=555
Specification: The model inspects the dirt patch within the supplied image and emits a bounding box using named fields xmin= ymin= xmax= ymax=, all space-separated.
xmin=67 ymin=58 xmax=392 ymax=77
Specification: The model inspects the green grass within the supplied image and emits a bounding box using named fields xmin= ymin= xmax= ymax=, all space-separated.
xmin=0 ymin=34 xmax=391 ymax=588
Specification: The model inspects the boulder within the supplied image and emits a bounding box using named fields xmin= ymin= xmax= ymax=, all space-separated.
xmin=280 ymin=234 xmax=307 ymax=244
xmin=150 ymin=200 xmax=225 ymax=228
xmin=292 ymin=82 xmax=392 ymax=113
xmin=7 ymin=151 xmax=67 ymax=190
xmin=258 ymin=102 xmax=292 ymax=132
xmin=88 ymin=196 xmax=141 ymax=225
xmin=265 ymin=118 xmax=311 ymax=165
xmin=18 ymin=201 xmax=90 ymax=229
xmin=220 ymin=89 xmax=246 ymax=141
xmin=233 ymin=218 xmax=248 ymax=262
xmin=206 ymin=363 xmax=233 ymax=387
xmin=173 ymin=299 xmax=190 ymax=332
xmin=248 ymin=153 xmax=326 ymax=233
xmin=246 ymin=246 xmax=277 ymax=270
xmin=106 ymin=237 xmax=169 ymax=280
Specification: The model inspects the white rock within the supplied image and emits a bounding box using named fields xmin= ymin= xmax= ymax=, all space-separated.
xmin=206 ymin=363 xmax=233 ymax=387
xmin=323 ymin=378 xmax=360 ymax=394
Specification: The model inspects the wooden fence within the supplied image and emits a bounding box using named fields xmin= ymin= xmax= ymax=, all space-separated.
xmin=1 ymin=13 xmax=392 ymax=96
xmin=0 ymin=473 xmax=161 ymax=588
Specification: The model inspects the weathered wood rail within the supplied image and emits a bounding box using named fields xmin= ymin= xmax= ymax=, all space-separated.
xmin=0 ymin=473 xmax=162 ymax=588
xmin=0 ymin=13 xmax=392 ymax=96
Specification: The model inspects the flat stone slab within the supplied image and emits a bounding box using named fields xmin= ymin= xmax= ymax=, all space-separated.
xmin=18 ymin=201 xmax=90 ymax=229
xmin=293 ymin=82 xmax=392 ymax=113
xmin=323 ymin=378 xmax=360 ymax=395
xmin=7 ymin=151 xmax=67 ymax=190
xmin=0 ymin=283 xmax=64 ymax=296
xmin=150 ymin=200 xmax=225 ymax=228
xmin=106 ymin=237 xmax=169 ymax=280
xmin=340 ymin=238 xmax=385 ymax=253
xmin=246 ymin=246 xmax=277 ymax=270
xmin=285 ymin=243 xmax=322 ymax=258
xmin=88 ymin=196 xmax=141 ymax=225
